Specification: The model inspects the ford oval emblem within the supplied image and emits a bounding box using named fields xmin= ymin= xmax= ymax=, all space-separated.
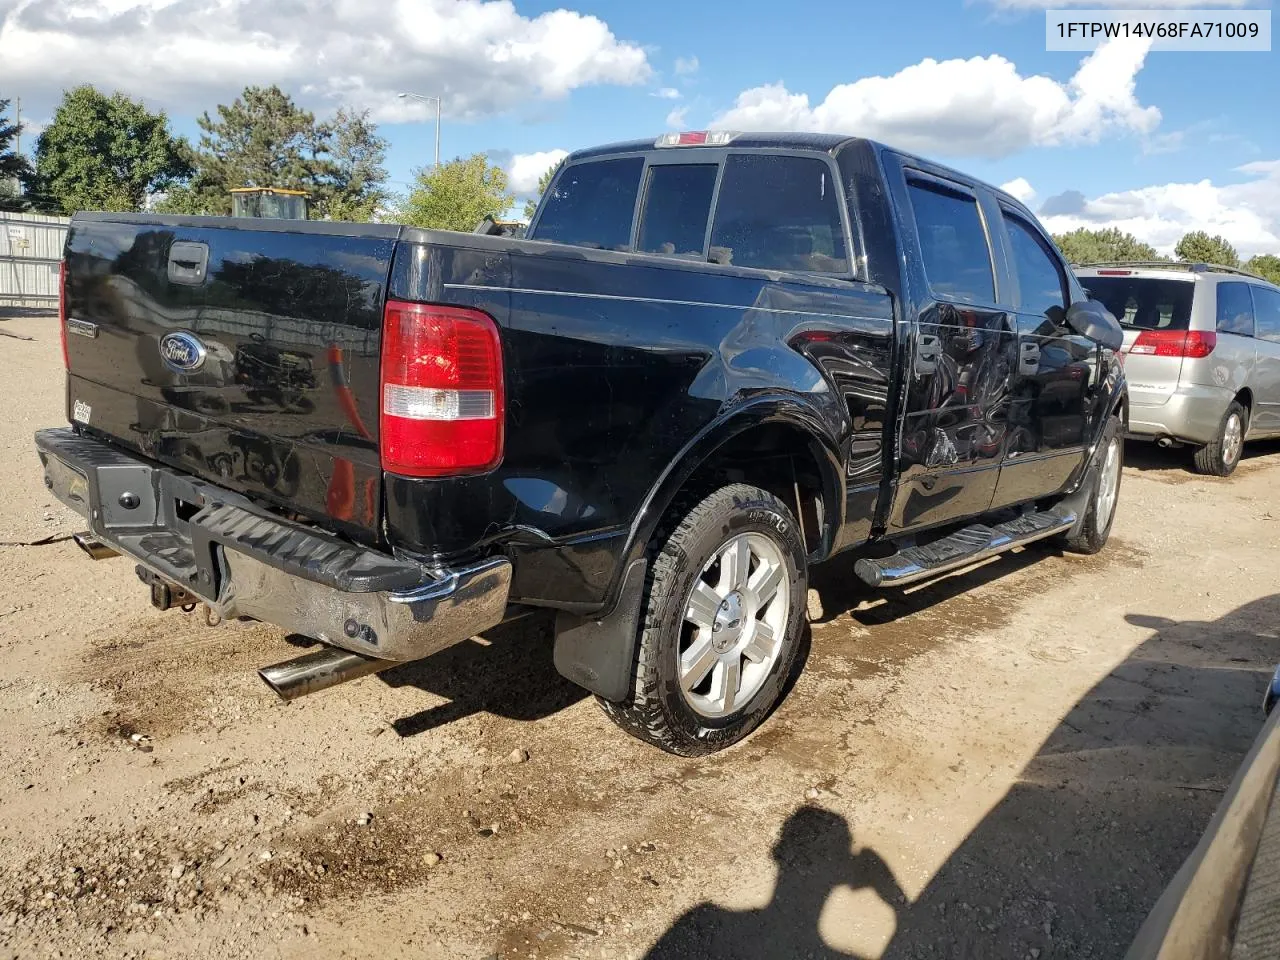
xmin=159 ymin=332 xmax=207 ymax=374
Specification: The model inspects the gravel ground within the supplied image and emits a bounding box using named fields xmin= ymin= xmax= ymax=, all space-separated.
xmin=1 ymin=311 xmax=1278 ymax=959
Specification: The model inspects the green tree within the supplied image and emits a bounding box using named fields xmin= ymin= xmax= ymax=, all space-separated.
xmin=183 ymin=85 xmax=327 ymax=216
xmin=1244 ymin=254 xmax=1280 ymax=285
xmin=33 ymin=86 xmax=190 ymax=214
xmin=0 ymin=98 xmax=34 ymax=211
xmin=316 ymin=107 xmax=389 ymax=222
xmin=163 ymin=88 xmax=389 ymax=221
xmin=1052 ymin=227 xmax=1160 ymax=264
xmin=399 ymin=154 xmax=513 ymax=232
xmin=150 ymin=179 xmax=210 ymax=215
xmin=1174 ymin=230 xmax=1239 ymax=268
xmin=522 ymin=160 xmax=563 ymax=220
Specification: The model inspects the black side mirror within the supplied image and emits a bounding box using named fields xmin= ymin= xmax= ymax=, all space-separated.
xmin=1065 ymin=300 xmax=1123 ymax=351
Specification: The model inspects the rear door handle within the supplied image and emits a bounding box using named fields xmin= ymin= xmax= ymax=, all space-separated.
xmin=915 ymin=334 xmax=941 ymax=376
xmin=167 ymin=241 xmax=209 ymax=286
xmin=1019 ymin=340 xmax=1040 ymax=376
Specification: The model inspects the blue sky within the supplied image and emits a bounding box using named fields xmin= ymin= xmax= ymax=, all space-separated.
xmin=2 ymin=0 xmax=1277 ymax=254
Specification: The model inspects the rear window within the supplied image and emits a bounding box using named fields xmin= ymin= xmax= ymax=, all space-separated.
xmin=1253 ymin=286 xmax=1280 ymax=343
xmin=708 ymin=155 xmax=849 ymax=273
xmin=532 ymin=157 xmax=644 ymax=251
xmin=907 ymin=180 xmax=995 ymax=305
xmin=1216 ymin=282 xmax=1255 ymax=336
xmin=637 ymin=164 xmax=717 ymax=258
xmin=1079 ymin=276 xmax=1195 ymax=331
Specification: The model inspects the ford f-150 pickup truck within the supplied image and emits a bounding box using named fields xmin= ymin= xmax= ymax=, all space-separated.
xmin=37 ymin=131 xmax=1126 ymax=755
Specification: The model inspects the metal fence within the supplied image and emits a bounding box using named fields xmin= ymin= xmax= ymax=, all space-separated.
xmin=1 ymin=211 xmax=69 ymax=308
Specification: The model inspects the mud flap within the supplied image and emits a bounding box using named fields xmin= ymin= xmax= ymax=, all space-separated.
xmin=552 ymin=559 xmax=647 ymax=702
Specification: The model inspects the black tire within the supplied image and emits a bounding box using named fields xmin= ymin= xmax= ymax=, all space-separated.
xmin=1064 ymin=413 xmax=1124 ymax=555
xmin=598 ymin=483 xmax=808 ymax=756
xmin=1192 ymin=401 xmax=1247 ymax=477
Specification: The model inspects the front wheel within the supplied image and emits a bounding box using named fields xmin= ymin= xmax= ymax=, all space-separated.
xmin=598 ymin=483 xmax=808 ymax=756
xmin=1192 ymin=401 xmax=1246 ymax=477
xmin=1063 ymin=414 xmax=1123 ymax=555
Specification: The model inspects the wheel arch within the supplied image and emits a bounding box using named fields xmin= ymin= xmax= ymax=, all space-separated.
xmin=1234 ymin=387 xmax=1254 ymax=421
xmin=620 ymin=395 xmax=843 ymax=617
xmin=553 ymin=396 xmax=841 ymax=704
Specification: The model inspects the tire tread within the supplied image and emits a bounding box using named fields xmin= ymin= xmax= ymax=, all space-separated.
xmin=597 ymin=483 xmax=800 ymax=756
xmin=1192 ymin=401 xmax=1246 ymax=477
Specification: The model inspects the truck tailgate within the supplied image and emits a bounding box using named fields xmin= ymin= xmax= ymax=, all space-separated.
xmin=63 ymin=214 xmax=399 ymax=545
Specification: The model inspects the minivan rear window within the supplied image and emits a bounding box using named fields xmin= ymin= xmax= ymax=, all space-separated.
xmin=1079 ymin=276 xmax=1194 ymax=331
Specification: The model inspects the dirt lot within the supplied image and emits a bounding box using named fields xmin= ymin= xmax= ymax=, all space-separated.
xmin=2 ymin=311 xmax=1278 ymax=960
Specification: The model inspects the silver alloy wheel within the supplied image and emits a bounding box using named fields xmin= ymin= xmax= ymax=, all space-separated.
xmin=1222 ymin=413 xmax=1244 ymax=467
xmin=1096 ymin=435 xmax=1122 ymax=528
xmin=678 ymin=531 xmax=790 ymax=719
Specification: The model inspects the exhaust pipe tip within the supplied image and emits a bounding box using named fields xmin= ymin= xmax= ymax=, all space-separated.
xmin=73 ymin=532 xmax=119 ymax=561
xmin=259 ymin=646 xmax=392 ymax=702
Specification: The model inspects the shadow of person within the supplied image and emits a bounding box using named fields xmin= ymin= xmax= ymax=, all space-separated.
xmin=880 ymin=596 xmax=1280 ymax=960
xmin=644 ymin=807 xmax=908 ymax=960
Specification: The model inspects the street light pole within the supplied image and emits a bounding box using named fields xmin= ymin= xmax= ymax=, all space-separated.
xmin=397 ymin=92 xmax=442 ymax=169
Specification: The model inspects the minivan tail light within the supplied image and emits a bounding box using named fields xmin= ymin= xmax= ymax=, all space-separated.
xmin=380 ymin=300 xmax=504 ymax=477
xmin=1130 ymin=329 xmax=1217 ymax=359
xmin=58 ymin=260 xmax=69 ymax=369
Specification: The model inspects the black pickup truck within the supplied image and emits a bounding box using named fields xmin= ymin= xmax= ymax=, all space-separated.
xmin=37 ymin=132 xmax=1126 ymax=755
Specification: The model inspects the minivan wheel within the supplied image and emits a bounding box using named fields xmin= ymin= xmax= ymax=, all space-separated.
xmin=1193 ymin=402 xmax=1246 ymax=477
xmin=597 ymin=483 xmax=807 ymax=756
xmin=1064 ymin=413 xmax=1123 ymax=555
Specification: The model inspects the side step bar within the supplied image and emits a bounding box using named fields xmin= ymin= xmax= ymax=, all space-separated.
xmin=855 ymin=506 xmax=1076 ymax=588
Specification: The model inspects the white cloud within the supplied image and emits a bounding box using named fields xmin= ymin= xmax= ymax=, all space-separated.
xmin=508 ymin=149 xmax=569 ymax=194
xmin=665 ymin=106 xmax=689 ymax=129
xmin=652 ymin=87 xmax=682 ymax=100
xmin=0 ymin=0 xmax=651 ymax=121
xmin=1035 ymin=161 xmax=1280 ymax=258
xmin=1001 ymin=177 xmax=1037 ymax=205
xmin=712 ymin=39 xmax=1160 ymax=159
xmin=674 ymin=56 xmax=699 ymax=75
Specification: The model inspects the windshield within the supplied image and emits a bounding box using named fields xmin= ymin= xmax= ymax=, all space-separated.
xmin=1079 ymin=276 xmax=1194 ymax=331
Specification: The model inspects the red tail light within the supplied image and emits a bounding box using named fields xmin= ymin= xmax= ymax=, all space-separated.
xmin=379 ymin=300 xmax=504 ymax=477
xmin=1130 ymin=329 xmax=1216 ymax=359
xmin=58 ymin=260 xmax=69 ymax=369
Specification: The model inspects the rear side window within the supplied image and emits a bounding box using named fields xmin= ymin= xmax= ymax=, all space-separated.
xmin=1253 ymin=286 xmax=1280 ymax=342
xmin=1003 ymin=212 xmax=1067 ymax=317
xmin=907 ymin=181 xmax=995 ymax=304
xmin=1216 ymin=282 xmax=1255 ymax=336
xmin=637 ymin=164 xmax=717 ymax=258
xmin=533 ymin=157 xmax=644 ymax=251
xmin=708 ymin=155 xmax=849 ymax=273
xmin=1078 ymin=276 xmax=1194 ymax=331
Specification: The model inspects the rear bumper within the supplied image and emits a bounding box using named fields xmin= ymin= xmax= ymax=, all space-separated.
xmin=1126 ymin=385 xmax=1231 ymax=445
xmin=35 ymin=427 xmax=510 ymax=662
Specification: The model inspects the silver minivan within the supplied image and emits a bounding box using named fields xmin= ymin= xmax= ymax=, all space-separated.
xmin=1075 ymin=262 xmax=1280 ymax=476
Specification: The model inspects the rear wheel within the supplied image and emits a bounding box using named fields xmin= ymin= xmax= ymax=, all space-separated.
xmin=1064 ymin=414 xmax=1123 ymax=555
xmin=1192 ymin=401 xmax=1246 ymax=477
xmin=598 ymin=483 xmax=807 ymax=756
